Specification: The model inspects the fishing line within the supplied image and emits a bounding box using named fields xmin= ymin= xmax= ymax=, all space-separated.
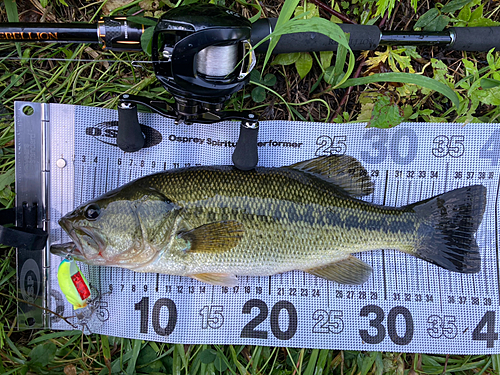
xmin=0 ymin=56 xmax=154 ymax=65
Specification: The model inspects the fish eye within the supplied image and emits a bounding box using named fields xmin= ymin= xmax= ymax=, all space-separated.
xmin=84 ymin=204 xmax=101 ymax=221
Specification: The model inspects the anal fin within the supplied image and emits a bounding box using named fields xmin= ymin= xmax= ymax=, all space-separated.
xmin=191 ymin=273 xmax=239 ymax=287
xmin=306 ymin=255 xmax=372 ymax=285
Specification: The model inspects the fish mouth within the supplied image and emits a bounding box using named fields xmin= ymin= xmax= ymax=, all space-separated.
xmin=50 ymin=241 xmax=86 ymax=261
xmin=57 ymin=217 xmax=106 ymax=260
xmin=59 ymin=217 xmax=83 ymax=252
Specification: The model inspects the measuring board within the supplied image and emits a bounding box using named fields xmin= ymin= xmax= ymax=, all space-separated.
xmin=15 ymin=101 xmax=500 ymax=354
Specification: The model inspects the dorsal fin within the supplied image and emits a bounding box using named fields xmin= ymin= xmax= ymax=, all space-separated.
xmin=287 ymin=155 xmax=374 ymax=197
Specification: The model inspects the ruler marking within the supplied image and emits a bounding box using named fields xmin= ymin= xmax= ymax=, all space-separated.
xmin=79 ymin=165 xmax=84 ymax=205
xmin=444 ymin=162 xmax=449 ymax=192
xmin=495 ymin=174 xmax=500 ymax=305
xmin=326 ymin=275 xmax=330 ymax=308
xmin=405 ymin=181 xmax=411 ymax=291
xmin=393 ymin=179 xmax=400 ymax=292
xmin=47 ymin=117 xmax=500 ymax=352
xmin=437 ymin=164 xmax=450 ymax=312
xmin=92 ymin=166 xmax=97 ymax=198
xmin=105 ymin=157 xmax=109 ymax=191
xmin=381 ymin=170 xmax=389 ymax=301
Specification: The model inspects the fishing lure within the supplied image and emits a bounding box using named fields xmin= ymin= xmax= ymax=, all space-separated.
xmin=57 ymin=257 xmax=91 ymax=310
xmin=57 ymin=257 xmax=107 ymax=329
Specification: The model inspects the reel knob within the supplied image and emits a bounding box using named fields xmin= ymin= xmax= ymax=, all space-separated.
xmin=232 ymin=118 xmax=259 ymax=171
xmin=117 ymin=100 xmax=145 ymax=152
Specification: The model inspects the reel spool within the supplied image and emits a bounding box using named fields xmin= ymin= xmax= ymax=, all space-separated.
xmin=118 ymin=4 xmax=258 ymax=170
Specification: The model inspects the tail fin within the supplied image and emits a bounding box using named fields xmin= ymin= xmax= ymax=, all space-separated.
xmin=408 ymin=185 xmax=487 ymax=273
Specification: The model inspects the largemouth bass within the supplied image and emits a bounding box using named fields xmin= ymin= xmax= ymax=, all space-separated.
xmin=51 ymin=155 xmax=487 ymax=286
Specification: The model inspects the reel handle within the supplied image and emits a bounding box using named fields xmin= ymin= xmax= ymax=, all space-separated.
xmin=232 ymin=120 xmax=259 ymax=171
xmin=117 ymin=102 xmax=145 ymax=152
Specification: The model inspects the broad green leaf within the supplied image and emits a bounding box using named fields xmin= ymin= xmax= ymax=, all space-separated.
xmin=475 ymin=87 xmax=500 ymax=105
xmin=424 ymin=15 xmax=450 ymax=31
xmin=263 ymin=73 xmax=277 ymax=86
xmin=468 ymin=18 xmax=500 ymax=27
xmin=481 ymin=78 xmax=500 ymax=89
xmin=127 ymin=16 xmax=159 ymax=26
xmin=388 ymin=50 xmax=413 ymax=73
xmin=414 ymin=8 xmax=439 ymax=29
xmin=339 ymin=72 xmax=460 ymax=108
xmin=28 ymin=342 xmax=56 ymax=368
xmin=251 ymin=86 xmax=266 ymax=102
xmin=294 ymin=3 xmax=320 ymax=18
xmin=369 ymin=95 xmax=403 ymax=128
xmin=295 ymin=52 xmax=313 ymax=79
xmin=141 ymin=26 xmax=155 ymax=56
xmin=458 ymin=4 xmax=471 ymax=21
xmin=486 ymin=48 xmax=497 ymax=70
xmin=213 ymin=347 xmax=229 ymax=372
xmin=214 ymin=354 xmax=228 ymax=372
xmin=250 ymin=69 xmax=263 ymax=82
xmin=470 ymin=3 xmax=483 ymax=21
xmin=441 ymin=0 xmax=472 ymax=13
xmin=199 ymin=349 xmax=217 ymax=364
xmin=272 ymin=52 xmax=301 ymax=66
xmin=0 ymin=169 xmax=14 ymax=191
xmin=360 ymin=352 xmax=380 ymax=375
xmin=320 ymin=51 xmax=333 ymax=69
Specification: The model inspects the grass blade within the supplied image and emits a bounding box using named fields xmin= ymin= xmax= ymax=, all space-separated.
xmin=126 ymin=339 xmax=142 ymax=375
xmin=339 ymin=72 xmax=460 ymax=108
xmin=262 ymin=0 xmax=301 ymax=71
xmin=3 ymin=0 xmax=21 ymax=57
xmin=303 ymin=349 xmax=319 ymax=375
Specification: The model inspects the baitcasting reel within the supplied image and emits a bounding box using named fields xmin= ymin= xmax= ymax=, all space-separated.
xmin=116 ymin=4 xmax=259 ymax=170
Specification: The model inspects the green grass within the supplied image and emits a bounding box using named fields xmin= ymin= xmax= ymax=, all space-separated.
xmin=1 ymin=0 xmax=500 ymax=373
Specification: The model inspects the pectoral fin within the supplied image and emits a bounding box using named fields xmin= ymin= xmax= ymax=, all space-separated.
xmin=177 ymin=221 xmax=244 ymax=253
xmin=306 ymin=256 xmax=372 ymax=284
xmin=191 ymin=273 xmax=239 ymax=287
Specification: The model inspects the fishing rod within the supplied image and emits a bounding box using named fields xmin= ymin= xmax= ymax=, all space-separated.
xmin=1 ymin=3 xmax=500 ymax=170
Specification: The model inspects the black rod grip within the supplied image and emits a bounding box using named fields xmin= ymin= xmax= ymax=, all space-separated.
xmin=117 ymin=104 xmax=145 ymax=152
xmin=449 ymin=27 xmax=500 ymax=51
xmin=251 ymin=18 xmax=381 ymax=53
xmin=232 ymin=124 xmax=259 ymax=171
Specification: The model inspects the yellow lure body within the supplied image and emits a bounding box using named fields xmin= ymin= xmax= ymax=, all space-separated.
xmin=57 ymin=259 xmax=91 ymax=309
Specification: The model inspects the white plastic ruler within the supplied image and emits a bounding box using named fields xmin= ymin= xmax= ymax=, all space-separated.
xmin=15 ymin=102 xmax=500 ymax=354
